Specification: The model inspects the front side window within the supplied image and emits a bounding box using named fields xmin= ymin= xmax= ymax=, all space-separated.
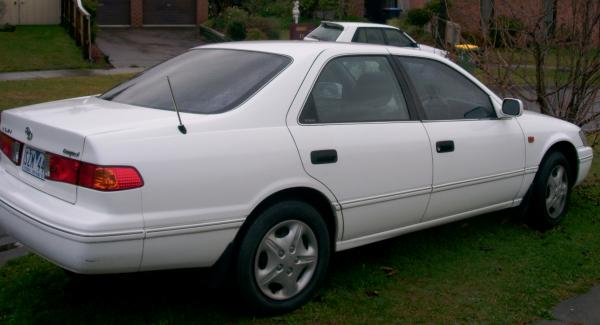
xmin=306 ymin=23 xmax=344 ymax=41
xmin=383 ymin=29 xmax=416 ymax=47
xmin=101 ymin=49 xmax=291 ymax=114
xmin=397 ymin=57 xmax=496 ymax=120
xmin=300 ymin=56 xmax=410 ymax=124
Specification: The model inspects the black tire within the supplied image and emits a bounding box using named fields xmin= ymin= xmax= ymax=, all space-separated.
xmin=235 ymin=200 xmax=331 ymax=314
xmin=527 ymin=151 xmax=572 ymax=230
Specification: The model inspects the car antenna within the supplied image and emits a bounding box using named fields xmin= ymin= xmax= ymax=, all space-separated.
xmin=166 ymin=76 xmax=187 ymax=135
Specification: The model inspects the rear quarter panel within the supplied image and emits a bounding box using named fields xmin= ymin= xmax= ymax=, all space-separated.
xmin=82 ymin=52 xmax=341 ymax=269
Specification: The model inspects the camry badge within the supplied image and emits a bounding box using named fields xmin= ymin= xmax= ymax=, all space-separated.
xmin=25 ymin=127 xmax=33 ymax=141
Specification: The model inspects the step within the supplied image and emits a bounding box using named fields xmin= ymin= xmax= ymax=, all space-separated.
xmin=0 ymin=235 xmax=17 ymax=249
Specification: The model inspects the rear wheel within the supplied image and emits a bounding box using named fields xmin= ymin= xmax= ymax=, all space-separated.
xmin=527 ymin=151 xmax=572 ymax=229
xmin=235 ymin=201 xmax=330 ymax=314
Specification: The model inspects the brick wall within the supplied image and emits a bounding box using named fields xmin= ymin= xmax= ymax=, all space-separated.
xmin=347 ymin=0 xmax=365 ymax=17
xmin=446 ymin=0 xmax=582 ymax=36
xmin=407 ymin=0 xmax=427 ymax=9
xmin=196 ymin=0 xmax=208 ymax=24
xmin=447 ymin=0 xmax=481 ymax=34
xmin=131 ymin=0 xmax=143 ymax=27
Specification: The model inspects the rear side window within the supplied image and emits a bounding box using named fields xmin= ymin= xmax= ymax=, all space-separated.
xmin=353 ymin=28 xmax=386 ymax=45
xmin=300 ymin=56 xmax=410 ymax=124
xmin=397 ymin=57 xmax=495 ymax=120
xmin=306 ymin=23 xmax=343 ymax=41
xmin=101 ymin=49 xmax=291 ymax=114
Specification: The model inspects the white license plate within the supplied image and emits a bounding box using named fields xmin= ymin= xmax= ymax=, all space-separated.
xmin=22 ymin=146 xmax=47 ymax=180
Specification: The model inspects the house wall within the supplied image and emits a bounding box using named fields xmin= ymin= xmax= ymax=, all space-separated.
xmin=197 ymin=0 xmax=208 ymax=24
xmin=406 ymin=0 xmax=427 ymax=9
xmin=131 ymin=0 xmax=143 ymax=27
xmin=348 ymin=0 xmax=365 ymax=17
xmin=446 ymin=0 xmax=590 ymax=36
xmin=127 ymin=0 xmax=207 ymax=27
xmin=0 ymin=0 xmax=60 ymax=25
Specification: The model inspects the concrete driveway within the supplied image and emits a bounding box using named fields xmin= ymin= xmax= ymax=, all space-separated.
xmin=96 ymin=28 xmax=206 ymax=69
xmin=0 ymin=228 xmax=28 ymax=267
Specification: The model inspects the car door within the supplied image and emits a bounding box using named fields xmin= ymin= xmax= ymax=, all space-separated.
xmin=287 ymin=49 xmax=433 ymax=243
xmin=395 ymin=56 xmax=526 ymax=221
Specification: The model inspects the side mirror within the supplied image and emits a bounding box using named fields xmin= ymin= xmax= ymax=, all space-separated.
xmin=501 ymin=98 xmax=523 ymax=117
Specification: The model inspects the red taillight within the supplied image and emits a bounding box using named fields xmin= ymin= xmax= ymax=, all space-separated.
xmin=78 ymin=163 xmax=143 ymax=191
xmin=45 ymin=152 xmax=143 ymax=191
xmin=0 ymin=132 xmax=23 ymax=165
xmin=45 ymin=152 xmax=81 ymax=184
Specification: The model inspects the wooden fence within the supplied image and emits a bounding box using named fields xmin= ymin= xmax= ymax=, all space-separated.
xmin=61 ymin=0 xmax=91 ymax=61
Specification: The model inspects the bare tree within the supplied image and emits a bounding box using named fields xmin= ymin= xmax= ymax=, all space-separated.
xmin=0 ymin=1 xmax=6 ymax=21
xmin=455 ymin=0 xmax=600 ymax=131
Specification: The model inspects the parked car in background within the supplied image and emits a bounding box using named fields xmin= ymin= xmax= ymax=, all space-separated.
xmin=304 ymin=21 xmax=449 ymax=58
xmin=0 ymin=41 xmax=592 ymax=314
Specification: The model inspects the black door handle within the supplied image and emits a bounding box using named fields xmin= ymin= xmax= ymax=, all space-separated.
xmin=311 ymin=149 xmax=338 ymax=164
xmin=436 ymin=140 xmax=454 ymax=153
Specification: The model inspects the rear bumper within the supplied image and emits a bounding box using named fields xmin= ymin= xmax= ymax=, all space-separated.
xmin=0 ymin=167 xmax=143 ymax=274
xmin=576 ymin=146 xmax=594 ymax=186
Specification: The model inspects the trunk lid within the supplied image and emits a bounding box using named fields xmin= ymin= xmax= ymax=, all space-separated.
xmin=1 ymin=96 xmax=175 ymax=203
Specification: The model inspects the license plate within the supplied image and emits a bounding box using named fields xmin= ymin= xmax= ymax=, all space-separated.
xmin=22 ymin=146 xmax=46 ymax=180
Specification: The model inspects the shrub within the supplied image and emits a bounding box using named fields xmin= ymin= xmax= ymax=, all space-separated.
xmin=242 ymin=0 xmax=290 ymax=17
xmin=227 ymin=20 xmax=247 ymax=40
xmin=222 ymin=6 xmax=248 ymax=25
xmin=406 ymin=8 xmax=431 ymax=27
xmin=246 ymin=27 xmax=268 ymax=40
xmin=489 ymin=15 xmax=523 ymax=47
xmin=425 ymin=0 xmax=451 ymax=16
xmin=221 ymin=7 xmax=248 ymax=40
xmin=342 ymin=15 xmax=368 ymax=22
xmin=247 ymin=16 xmax=280 ymax=39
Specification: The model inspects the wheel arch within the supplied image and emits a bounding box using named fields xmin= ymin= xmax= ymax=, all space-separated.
xmin=208 ymin=186 xmax=340 ymax=287
xmin=237 ymin=187 xmax=340 ymax=249
xmin=542 ymin=140 xmax=579 ymax=186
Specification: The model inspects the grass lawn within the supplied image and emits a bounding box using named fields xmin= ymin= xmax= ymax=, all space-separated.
xmin=0 ymin=74 xmax=132 ymax=110
xmin=0 ymin=75 xmax=599 ymax=324
xmin=0 ymin=26 xmax=109 ymax=72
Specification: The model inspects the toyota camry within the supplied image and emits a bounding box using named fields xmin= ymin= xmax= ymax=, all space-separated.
xmin=0 ymin=41 xmax=593 ymax=313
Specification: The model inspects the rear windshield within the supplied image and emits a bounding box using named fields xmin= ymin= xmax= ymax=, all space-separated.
xmin=100 ymin=49 xmax=291 ymax=114
xmin=306 ymin=23 xmax=343 ymax=41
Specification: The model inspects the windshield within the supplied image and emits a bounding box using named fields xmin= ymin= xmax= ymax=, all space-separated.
xmin=306 ymin=23 xmax=343 ymax=41
xmin=101 ymin=49 xmax=291 ymax=114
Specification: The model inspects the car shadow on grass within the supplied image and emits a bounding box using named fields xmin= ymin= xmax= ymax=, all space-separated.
xmin=4 ymin=204 xmax=588 ymax=324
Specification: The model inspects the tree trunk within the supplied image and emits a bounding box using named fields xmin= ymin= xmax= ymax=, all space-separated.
xmin=533 ymin=42 xmax=549 ymax=115
xmin=436 ymin=0 xmax=448 ymax=47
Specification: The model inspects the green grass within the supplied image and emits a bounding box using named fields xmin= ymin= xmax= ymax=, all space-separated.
xmin=0 ymin=75 xmax=599 ymax=324
xmin=0 ymin=74 xmax=133 ymax=110
xmin=0 ymin=25 xmax=109 ymax=72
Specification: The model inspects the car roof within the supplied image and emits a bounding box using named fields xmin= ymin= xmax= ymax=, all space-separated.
xmin=197 ymin=40 xmax=433 ymax=60
xmin=321 ymin=21 xmax=399 ymax=29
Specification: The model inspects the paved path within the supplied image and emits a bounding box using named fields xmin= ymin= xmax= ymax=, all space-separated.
xmin=96 ymin=28 xmax=205 ymax=68
xmin=0 ymin=67 xmax=144 ymax=81
xmin=0 ymin=229 xmax=28 ymax=266
xmin=533 ymin=285 xmax=600 ymax=324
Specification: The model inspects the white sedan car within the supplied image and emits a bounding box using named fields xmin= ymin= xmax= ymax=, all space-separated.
xmin=0 ymin=41 xmax=593 ymax=313
xmin=304 ymin=21 xmax=449 ymax=57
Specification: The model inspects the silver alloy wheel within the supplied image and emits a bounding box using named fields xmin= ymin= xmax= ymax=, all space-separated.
xmin=254 ymin=220 xmax=318 ymax=301
xmin=545 ymin=165 xmax=568 ymax=219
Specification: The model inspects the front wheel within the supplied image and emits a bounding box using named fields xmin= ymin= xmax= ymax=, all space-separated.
xmin=235 ymin=201 xmax=331 ymax=314
xmin=527 ymin=151 xmax=572 ymax=229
